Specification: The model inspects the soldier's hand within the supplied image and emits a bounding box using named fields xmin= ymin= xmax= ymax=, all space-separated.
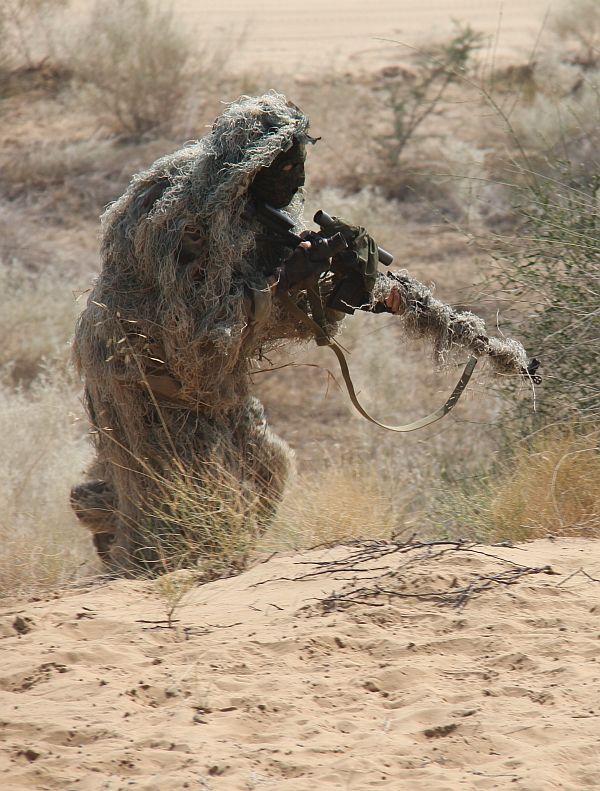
xmin=275 ymin=238 xmax=326 ymax=293
xmin=385 ymin=285 xmax=405 ymax=315
xmin=315 ymin=215 xmax=379 ymax=310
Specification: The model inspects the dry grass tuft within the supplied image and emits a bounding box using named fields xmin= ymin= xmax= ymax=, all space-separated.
xmin=0 ymin=369 xmax=96 ymax=598
xmin=433 ymin=426 xmax=600 ymax=542
xmin=0 ymin=260 xmax=80 ymax=383
xmin=490 ymin=428 xmax=600 ymax=540
xmin=140 ymin=459 xmax=266 ymax=578
xmin=262 ymin=463 xmax=406 ymax=552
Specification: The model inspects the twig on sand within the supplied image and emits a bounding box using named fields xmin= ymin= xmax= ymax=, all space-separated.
xmin=555 ymin=567 xmax=600 ymax=587
xmin=251 ymin=538 xmax=557 ymax=611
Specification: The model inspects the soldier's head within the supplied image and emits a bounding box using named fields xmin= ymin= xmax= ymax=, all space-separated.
xmin=250 ymin=137 xmax=306 ymax=209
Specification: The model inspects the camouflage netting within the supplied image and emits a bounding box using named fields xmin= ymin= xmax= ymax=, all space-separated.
xmin=371 ymin=272 xmax=531 ymax=378
xmin=72 ymin=93 xmax=320 ymax=571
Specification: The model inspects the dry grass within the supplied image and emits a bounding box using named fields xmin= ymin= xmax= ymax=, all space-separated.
xmin=432 ymin=426 xmax=600 ymax=542
xmin=492 ymin=428 xmax=600 ymax=540
xmin=0 ymin=369 xmax=96 ymax=598
xmin=1 ymin=139 xmax=110 ymax=191
xmin=261 ymin=463 xmax=405 ymax=552
xmin=0 ymin=260 xmax=80 ymax=383
xmin=140 ymin=459 xmax=265 ymax=578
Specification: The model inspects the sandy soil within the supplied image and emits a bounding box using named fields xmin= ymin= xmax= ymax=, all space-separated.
xmin=2 ymin=538 xmax=600 ymax=790
xmin=182 ymin=0 xmax=552 ymax=71
xmin=71 ymin=0 xmax=552 ymax=72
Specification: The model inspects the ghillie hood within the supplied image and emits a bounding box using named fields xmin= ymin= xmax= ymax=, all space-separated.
xmin=101 ymin=91 xmax=310 ymax=296
xmin=81 ymin=93 xmax=312 ymax=411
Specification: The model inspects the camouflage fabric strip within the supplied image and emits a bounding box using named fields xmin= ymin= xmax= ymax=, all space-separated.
xmin=279 ymin=293 xmax=478 ymax=433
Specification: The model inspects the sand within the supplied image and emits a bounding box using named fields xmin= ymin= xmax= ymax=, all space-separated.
xmin=71 ymin=0 xmax=553 ymax=73
xmin=183 ymin=0 xmax=552 ymax=71
xmin=2 ymin=538 xmax=600 ymax=790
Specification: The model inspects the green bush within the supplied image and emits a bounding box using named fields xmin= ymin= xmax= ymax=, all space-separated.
xmin=496 ymin=167 xmax=599 ymax=423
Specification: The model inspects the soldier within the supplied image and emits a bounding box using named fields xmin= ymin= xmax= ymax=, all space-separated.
xmin=71 ymin=92 xmax=537 ymax=571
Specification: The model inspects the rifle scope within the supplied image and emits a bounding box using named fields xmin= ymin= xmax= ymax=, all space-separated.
xmin=313 ymin=210 xmax=394 ymax=267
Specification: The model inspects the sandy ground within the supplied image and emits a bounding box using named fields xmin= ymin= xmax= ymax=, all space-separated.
xmin=71 ymin=0 xmax=553 ymax=72
xmin=182 ymin=0 xmax=552 ymax=71
xmin=2 ymin=538 xmax=600 ymax=790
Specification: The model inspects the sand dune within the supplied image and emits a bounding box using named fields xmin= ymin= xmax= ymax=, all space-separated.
xmin=2 ymin=538 xmax=600 ymax=789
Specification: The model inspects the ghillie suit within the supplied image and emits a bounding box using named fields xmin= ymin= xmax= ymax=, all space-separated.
xmin=71 ymin=93 xmax=325 ymax=571
xmin=72 ymin=91 xmax=538 ymax=571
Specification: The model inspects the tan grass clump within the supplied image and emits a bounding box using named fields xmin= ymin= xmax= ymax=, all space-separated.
xmin=262 ymin=463 xmax=405 ymax=551
xmin=139 ymin=457 xmax=269 ymax=577
xmin=488 ymin=428 xmax=600 ymax=541
xmin=433 ymin=426 xmax=600 ymax=543
xmin=0 ymin=260 xmax=79 ymax=383
xmin=0 ymin=369 xmax=95 ymax=598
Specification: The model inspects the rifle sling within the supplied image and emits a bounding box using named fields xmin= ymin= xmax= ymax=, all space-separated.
xmin=279 ymin=291 xmax=478 ymax=433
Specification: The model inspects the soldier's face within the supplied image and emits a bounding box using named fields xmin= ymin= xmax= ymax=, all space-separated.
xmin=251 ymin=141 xmax=306 ymax=208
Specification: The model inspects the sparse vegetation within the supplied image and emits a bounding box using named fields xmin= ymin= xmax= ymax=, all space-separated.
xmin=376 ymin=25 xmax=482 ymax=162
xmin=371 ymin=24 xmax=482 ymax=200
xmin=0 ymin=0 xmax=66 ymax=70
xmin=67 ymin=0 xmax=192 ymax=138
xmin=0 ymin=369 xmax=95 ymax=597
xmin=0 ymin=261 xmax=80 ymax=383
xmin=0 ymin=0 xmax=598 ymax=596
xmin=432 ymin=426 xmax=600 ymax=541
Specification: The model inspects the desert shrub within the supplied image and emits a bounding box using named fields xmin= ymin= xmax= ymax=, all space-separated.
xmin=372 ymin=24 xmax=482 ymax=199
xmin=430 ymin=425 xmax=600 ymax=542
xmin=67 ymin=0 xmax=191 ymax=138
xmin=0 ymin=369 xmax=95 ymax=598
xmin=494 ymin=168 xmax=599 ymax=424
xmin=0 ymin=0 xmax=66 ymax=71
xmin=0 ymin=259 xmax=80 ymax=383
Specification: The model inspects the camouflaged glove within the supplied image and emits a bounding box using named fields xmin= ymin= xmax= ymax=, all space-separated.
xmin=314 ymin=215 xmax=379 ymax=313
